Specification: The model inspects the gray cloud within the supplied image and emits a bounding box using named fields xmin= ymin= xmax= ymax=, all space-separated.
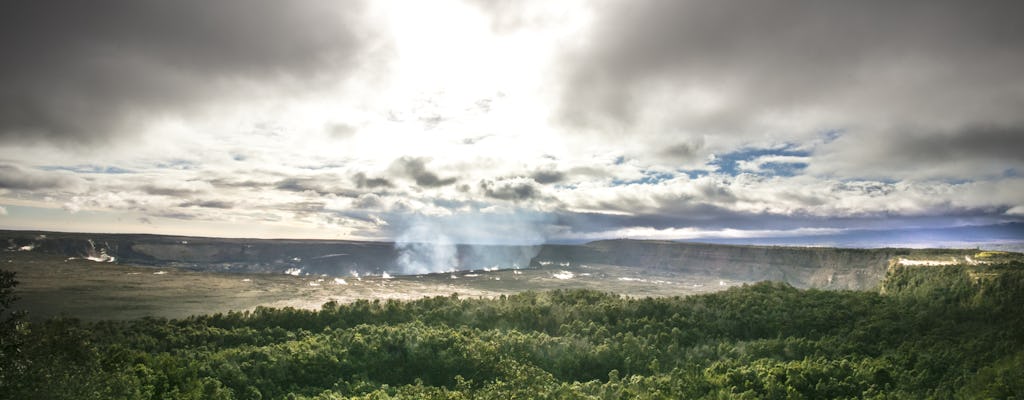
xmin=326 ymin=123 xmax=358 ymax=139
xmin=530 ymin=170 xmax=565 ymax=184
xmin=280 ymin=201 xmax=327 ymax=213
xmin=898 ymin=126 xmax=1024 ymax=163
xmin=179 ymin=200 xmax=234 ymax=209
xmin=352 ymin=193 xmax=382 ymax=209
xmin=0 ymin=164 xmax=77 ymax=190
xmin=353 ymin=172 xmax=393 ymax=189
xmin=0 ymin=0 xmax=377 ymax=144
xmin=274 ymin=177 xmax=360 ymax=197
xmin=480 ymin=179 xmax=539 ymax=201
xmin=556 ymin=0 xmax=1024 ymax=176
xmin=392 ymin=157 xmax=457 ymax=187
xmin=660 ymin=139 xmax=704 ymax=162
xmin=562 ymin=0 xmax=1024 ymax=124
xmin=276 ymin=178 xmax=318 ymax=193
xmin=141 ymin=185 xmax=203 ymax=197
xmin=205 ymin=178 xmax=275 ymax=190
xmin=813 ymin=125 xmax=1024 ymax=179
xmin=150 ymin=211 xmax=199 ymax=221
xmin=461 ymin=134 xmax=494 ymax=145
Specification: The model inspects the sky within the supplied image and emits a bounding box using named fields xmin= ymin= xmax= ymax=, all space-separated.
xmin=1 ymin=0 xmax=1023 ymax=244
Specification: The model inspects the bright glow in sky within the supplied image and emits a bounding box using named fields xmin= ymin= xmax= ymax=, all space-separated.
xmin=0 ymin=0 xmax=1022 ymax=243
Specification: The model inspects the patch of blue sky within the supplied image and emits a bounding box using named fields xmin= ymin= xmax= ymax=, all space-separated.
xmin=156 ymin=159 xmax=198 ymax=170
xmin=758 ymin=162 xmax=809 ymax=177
xmin=820 ymin=129 xmax=844 ymax=143
xmin=611 ymin=170 xmax=675 ymax=186
xmin=678 ymin=170 xmax=710 ymax=179
xmin=709 ymin=145 xmax=810 ymax=176
xmin=41 ymin=165 xmax=134 ymax=174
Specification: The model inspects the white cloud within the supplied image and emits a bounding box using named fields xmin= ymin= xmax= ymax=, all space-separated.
xmin=0 ymin=1 xmax=1020 ymax=241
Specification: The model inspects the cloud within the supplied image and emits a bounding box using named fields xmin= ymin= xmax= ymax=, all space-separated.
xmin=0 ymin=0 xmax=380 ymax=144
xmin=352 ymin=193 xmax=383 ymax=209
xmin=391 ymin=157 xmax=457 ymax=187
xmin=141 ymin=184 xmax=204 ymax=197
xmin=811 ymin=125 xmax=1024 ymax=179
xmin=659 ymin=139 xmax=705 ymax=162
xmin=480 ymin=178 xmax=540 ymax=201
xmin=179 ymin=200 xmax=234 ymax=209
xmin=326 ymin=123 xmax=358 ymax=139
xmin=530 ymin=170 xmax=565 ymax=184
xmin=461 ymin=134 xmax=495 ymax=145
xmin=0 ymin=164 xmax=80 ymax=190
xmin=0 ymin=1 xmax=1020 ymax=242
xmin=275 ymin=177 xmax=358 ymax=197
xmin=556 ymin=0 xmax=1024 ymax=177
xmin=353 ymin=172 xmax=393 ymax=189
xmin=276 ymin=178 xmax=319 ymax=193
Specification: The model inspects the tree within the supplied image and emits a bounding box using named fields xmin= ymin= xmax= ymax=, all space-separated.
xmin=0 ymin=269 xmax=27 ymax=392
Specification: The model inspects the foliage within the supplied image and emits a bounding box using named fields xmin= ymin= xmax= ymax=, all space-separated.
xmin=2 ymin=263 xmax=1023 ymax=399
xmin=0 ymin=269 xmax=27 ymax=390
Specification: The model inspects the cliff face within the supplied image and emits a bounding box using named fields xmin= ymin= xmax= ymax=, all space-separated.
xmin=532 ymin=240 xmax=977 ymax=290
xmin=880 ymin=260 xmax=1024 ymax=309
xmin=1 ymin=231 xmax=538 ymax=276
xmin=3 ymin=231 xmax=398 ymax=275
xmin=2 ymin=231 xmax=983 ymax=290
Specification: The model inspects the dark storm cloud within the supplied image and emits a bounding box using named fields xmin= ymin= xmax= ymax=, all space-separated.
xmin=558 ymin=0 xmax=1024 ymax=148
xmin=392 ymin=157 xmax=457 ymax=187
xmin=179 ymin=200 xmax=234 ymax=209
xmin=530 ymin=170 xmax=565 ymax=184
xmin=0 ymin=0 xmax=375 ymax=144
xmin=881 ymin=126 xmax=1024 ymax=164
xmin=814 ymin=125 xmax=1024 ymax=178
xmin=352 ymin=172 xmax=393 ymax=189
xmin=480 ymin=179 xmax=539 ymax=201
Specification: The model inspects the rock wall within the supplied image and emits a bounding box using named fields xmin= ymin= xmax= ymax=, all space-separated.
xmin=532 ymin=240 xmax=977 ymax=290
xmin=3 ymin=231 xmax=982 ymax=289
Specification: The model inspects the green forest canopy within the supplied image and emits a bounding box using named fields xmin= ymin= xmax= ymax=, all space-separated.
xmin=1 ymin=261 xmax=1023 ymax=399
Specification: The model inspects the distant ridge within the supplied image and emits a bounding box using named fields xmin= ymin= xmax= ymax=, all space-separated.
xmin=4 ymin=228 xmax=1019 ymax=290
xmin=677 ymin=223 xmax=1024 ymax=251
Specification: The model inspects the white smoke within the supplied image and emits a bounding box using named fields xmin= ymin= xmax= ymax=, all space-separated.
xmin=392 ymin=211 xmax=554 ymax=275
xmin=395 ymin=221 xmax=457 ymax=274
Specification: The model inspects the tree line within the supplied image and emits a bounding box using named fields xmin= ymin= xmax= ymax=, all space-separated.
xmin=1 ymin=262 xmax=1022 ymax=399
